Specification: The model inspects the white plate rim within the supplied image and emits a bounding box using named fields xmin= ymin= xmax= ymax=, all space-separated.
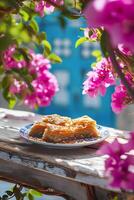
xmin=19 ymin=124 xmax=110 ymax=149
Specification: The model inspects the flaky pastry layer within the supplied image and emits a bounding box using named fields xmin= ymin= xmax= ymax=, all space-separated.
xmin=29 ymin=114 xmax=100 ymax=143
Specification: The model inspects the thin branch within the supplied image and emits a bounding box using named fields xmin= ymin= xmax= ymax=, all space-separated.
xmin=106 ymin=34 xmax=134 ymax=100
xmin=115 ymin=49 xmax=134 ymax=73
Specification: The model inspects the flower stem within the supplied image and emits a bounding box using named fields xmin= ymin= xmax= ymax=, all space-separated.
xmin=106 ymin=35 xmax=134 ymax=100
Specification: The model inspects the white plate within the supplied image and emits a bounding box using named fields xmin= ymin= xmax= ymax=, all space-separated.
xmin=19 ymin=124 xmax=110 ymax=149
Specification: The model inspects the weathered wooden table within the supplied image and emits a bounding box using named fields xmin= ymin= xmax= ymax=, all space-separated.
xmin=0 ymin=108 xmax=128 ymax=200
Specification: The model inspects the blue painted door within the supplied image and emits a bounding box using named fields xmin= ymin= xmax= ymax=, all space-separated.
xmin=37 ymin=12 xmax=115 ymax=127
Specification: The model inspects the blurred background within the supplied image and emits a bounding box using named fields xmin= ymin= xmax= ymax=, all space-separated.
xmin=0 ymin=11 xmax=134 ymax=131
xmin=0 ymin=9 xmax=134 ymax=200
xmin=37 ymin=12 xmax=115 ymax=128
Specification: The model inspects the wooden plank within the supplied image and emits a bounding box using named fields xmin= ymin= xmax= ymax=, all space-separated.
xmin=0 ymin=158 xmax=95 ymax=200
xmin=0 ymin=126 xmax=128 ymax=190
xmin=0 ymin=148 xmax=109 ymax=191
xmin=0 ymin=140 xmax=106 ymax=177
xmin=0 ymin=109 xmax=129 ymax=194
xmin=0 ymin=148 xmax=110 ymax=192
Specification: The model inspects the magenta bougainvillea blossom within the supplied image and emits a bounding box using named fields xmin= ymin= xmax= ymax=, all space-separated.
xmin=3 ymin=45 xmax=26 ymax=70
xmin=35 ymin=0 xmax=46 ymax=17
xmin=83 ymin=55 xmax=134 ymax=113
xmin=3 ymin=46 xmax=59 ymax=108
xmin=118 ymin=44 xmax=133 ymax=56
xmin=29 ymin=50 xmax=51 ymax=73
xmin=83 ymin=0 xmax=134 ymax=52
xmin=111 ymin=70 xmax=134 ymax=113
xmin=24 ymin=69 xmax=58 ymax=108
xmin=83 ymin=58 xmax=115 ymax=97
xmin=111 ymin=84 xmax=128 ymax=113
xmin=35 ymin=0 xmax=63 ymax=16
xmin=9 ymin=80 xmax=27 ymax=95
xmin=97 ymin=133 xmax=134 ymax=190
xmin=84 ymin=28 xmax=100 ymax=41
xmin=24 ymin=51 xmax=59 ymax=108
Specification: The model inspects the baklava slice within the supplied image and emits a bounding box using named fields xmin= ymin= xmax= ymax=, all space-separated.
xmin=42 ymin=114 xmax=72 ymax=126
xmin=72 ymin=116 xmax=99 ymax=137
xmin=29 ymin=114 xmax=99 ymax=143
xmin=42 ymin=123 xmax=74 ymax=143
xmin=29 ymin=122 xmax=47 ymax=138
xmin=42 ymin=115 xmax=99 ymax=143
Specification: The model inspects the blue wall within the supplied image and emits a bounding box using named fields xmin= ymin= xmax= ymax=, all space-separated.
xmin=37 ymin=12 xmax=115 ymax=127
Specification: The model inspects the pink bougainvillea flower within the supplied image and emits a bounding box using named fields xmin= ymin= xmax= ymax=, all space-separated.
xmin=35 ymin=0 xmax=45 ymax=17
xmin=3 ymin=45 xmax=26 ymax=70
xmin=83 ymin=0 xmax=134 ymax=52
xmin=29 ymin=51 xmax=51 ymax=74
xmin=98 ymin=138 xmax=134 ymax=190
xmin=24 ymin=70 xmax=59 ymax=108
xmin=109 ymin=155 xmax=134 ymax=190
xmin=9 ymin=79 xmax=27 ymax=94
xmin=84 ymin=28 xmax=99 ymax=41
xmin=35 ymin=0 xmax=64 ymax=16
xmin=3 ymin=46 xmax=59 ymax=108
xmin=83 ymin=58 xmax=115 ymax=97
xmin=111 ymin=84 xmax=127 ymax=113
xmin=97 ymin=139 xmax=126 ymax=160
xmin=118 ymin=44 xmax=133 ymax=56
xmin=24 ymin=51 xmax=59 ymax=108
xmin=111 ymin=81 xmax=133 ymax=114
xmin=124 ymin=131 xmax=134 ymax=152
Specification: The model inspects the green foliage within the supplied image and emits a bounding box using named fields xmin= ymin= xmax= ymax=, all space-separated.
xmin=48 ymin=53 xmax=62 ymax=63
xmin=0 ymin=184 xmax=43 ymax=200
xmin=75 ymin=37 xmax=89 ymax=48
xmin=29 ymin=19 xmax=39 ymax=33
xmin=28 ymin=189 xmax=43 ymax=197
xmin=0 ymin=0 xmax=63 ymax=107
xmin=42 ymin=40 xmax=52 ymax=56
xmin=0 ymin=34 xmax=15 ymax=52
xmin=91 ymin=50 xmax=102 ymax=61
xmin=113 ymin=196 xmax=118 ymax=200
xmin=27 ymin=193 xmax=34 ymax=200
xmin=8 ymin=98 xmax=17 ymax=109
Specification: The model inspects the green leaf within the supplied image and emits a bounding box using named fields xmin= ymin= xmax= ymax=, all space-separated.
xmin=13 ymin=52 xmax=24 ymax=61
xmin=113 ymin=196 xmax=118 ymax=200
xmin=6 ymin=190 xmax=13 ymax=196
xmin=42 ymin=40 xmax=52 ymax=56
xmin=2 ymin=76 xmax=11 ymax=89
xmin=91 ymin=62 xmax=97 ymax=68
xmin=30 ymin=19 xmax=39 ymax=33
xmin=100 ymin=31 xmax=109 ymax=58
xmin=28 ymin=193 xmax=34 ymax=200
xmin=48 ymin=53 xmax=62 ymax=63
xmin=75 ymin=37 xmax=88 ymax=48
xmin=0 ymin=34 xmax=14 ymax=52
xmin=17 ymin=48 xmax=30 ymax=63
xmin=91 ymin=50 xmax=101 ymax=58
xmin=8 ymin=98 xmax=16 ymax=109
xmin=2 ymin=88 xmax=10 ymax=101
xmin=21 ymin=5 xmax=35 ymax=20
xmin=29 ymin=189 xmax=43 ymax=197
xmin=80 ymin=28 xmax=85 ymax=31
xmin=37 ymin=32 xmax=47 ymax=44
xmin=20 ymin=9 xmax=29 ymax=21
xmin=0 ymin=65 xmax=4 ymax=75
